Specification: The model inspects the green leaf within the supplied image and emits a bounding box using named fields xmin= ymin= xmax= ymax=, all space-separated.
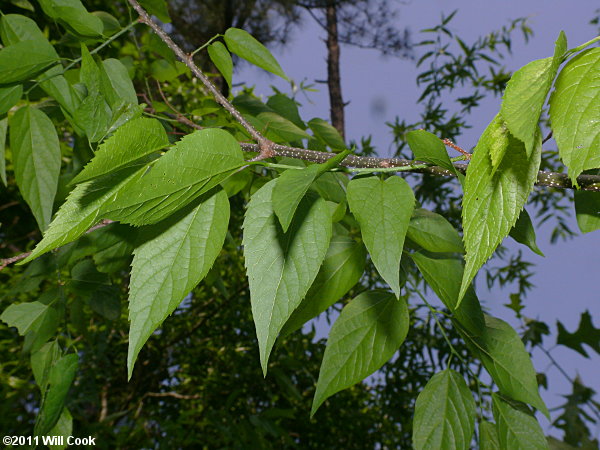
xmin=479 ymin=420 xmax=501 ymax=450
xmin=257 ymin=112 xmax=310 ymax=141
xmin=407 ymin=208 xmax=464 ymax=253
xmin=410 ymin=251 xmax=485 ymax=337
xmin=0 ymin=117 xmax=7 ymax=186
xmin=224 ymin=27 xmax=288 ymax=81
xmin=48 ymin=408 xmax=72 ymax=450
xmin=40 ymin=65 xmax=82 ymax=115
xmin=38 ymin=0 xmax=103 ymax=37
xmin=412 ymin=369 xmax=476 ymax=450
xmin=267 ymin=94 xmax=305 ymax=129
xmin=9 ymin=106 xmax=61 ymax=230
xmin=71 ymin=117 xmax=168 ymax=184
xmin=556 ymin=311 xmax=600 ymax=358
xmin=103 ymin=129 xmax=244 ymax=225
xmin=0 ymin=39 xmax=59 ymax=85
xmin=273 ymin=165 xmax=321 ymax=232
xmin=459 ymin=115 xmax=541 ymax=304
xmin=407 ymin=129 xmax=458 ymax=175
xmin=101 ymin=59 xmax=138 ymax=106
xmin=73 ymin=92 xmax=112 ymax=142
xmin=127 ymin=189 xmax=229 ymax=378
xmin=550 ymin=47 xmax=600 ymax=185
xmin=88 ymin=285 xmax=121 ymax=320
xmin=281 ymin=234 xmax=367 ymax=337
xmin=208 ymin=41 xmax=233 ymax=90
xmin=492 ymin=394 xmax=548 ymax=450
xmin=34 ymin=354 xmax=78 ymax=436
xmin=501 ymin=32 xmax=566 ymax=157
xmin=1 ymin=300 xmax=57 ymax=336
xmin=574 ymin=190 xmax=600 ymax=234
xmin=460 ymin=314 xmax=549 ymax=417
xmin=347 ymin=176 xmax=415 ymax=297
xmin=0 ymin=84 xmax=23 ymax=115
xmin=31 ymin=340 xmax=61 ymax=394
xmin=311 ymin=290 xmax=409 ymax=415
xmin=21 ymin=164 xmax=146 ymax=264
xmin=243 ymin=180 xmax=332 ymax=374
xmin=139 ymin=0 xmax=171 ymax=23
xmin=509 ymin=208 xmax=544 ymax=256
xmin=311 ymin=171 xmax=348 ymax=203
xmin=9 ymin=0 xmax=35 ymax=12
xmin=0 ymin=14 xmax=45 ymax=45
xmin=308 ymin=118 xmax=346 ymax=151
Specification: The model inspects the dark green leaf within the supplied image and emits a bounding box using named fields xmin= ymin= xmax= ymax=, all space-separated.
xmin=501 ymin=32 xmax=566 ymax=157
xmin=101 ymin=58 xmax=138 ymax=106
xmin=208 ymin=41 xmax=233 ymax=90
xmin=413 ymin=369 xmax=476 ymax=450
xmin=459 ymin=115 xmax=541 ymax=304
xmin=103 ymin=129 xmax=244 ymax=225
xmin=73 ymin=92 xmax=112 ymax=142
xmin=509 ymin=208 xmax=544 ymax=256
xmin=574 ymin=190 xmax=600 ymax=234
xmin=549 ymin=47 xmax=600 ymax=185
xmin=0 ymin=39 xmax=59 ymax=85
xmin=9 ymin=106 xmax=61 ymax=230
xmin=281 ymin=234 xmax=366 ymax=337
xmin=257 ymin=112 xmax=310 ymax=141
xmin=267 ymin=94 xmax=305 ymax=129
xmin=1 ymin=300 xmax=57 ymax=336
xmin=38 ymin=0 xmax=103 ymax=37
xmin=407 ymin=129 xmax=458 ymax=175
xmin=0 ymin=84 xmax=23 ymax=115
xmin=0 ymin=14 xmax=45 ymax=45
xmin=308 ymin=118 xmax=346 ymax=151
xmin=127 ymin=189 xmax=229 ymax=378
xmin=40 ymin=65 xmax=82 ymax=115
xmin=71 ymin=117 xmax=168 ymax=184
xmin=31 ymin=340 xmax=61 ymax=394
xmin=243 ymin=180 xmax=332 ymax=374
xmin=407 ymin=208 xmax=464 ymax=253
xmin=0 ymin=117 xmax=7 ymax=186
xmin=492 ymin=394 xmax=548 ymax=450
xmin=273 ymin=165 xmax=320 ymax=232
xmin=347 ymin=176 xmax=415 ymax=297
xmin=556 ymin=311 xmax=600 ymax=358
xmin=224 ymin=27 xmax=288 ymax=81
xmin=34 ymin=354 xmax=78 ymax=436
xmin=139 ymin=0 xmax=171 ymax=23
xmin=312 ymin=291 xmax=409 ymax=415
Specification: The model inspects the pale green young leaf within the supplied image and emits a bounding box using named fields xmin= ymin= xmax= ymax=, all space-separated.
xmin=0 ymin=117 xmax=7 ymax=186
xmin=311 ymin=291 xmax=409 ymax=415
xmin=103 ymin=129 xmax=244 ymax=225
xmin=9 ymin=106 xmax=61 ymax=230
xmin=501 ymin=32 xmax=566 ymax=157
xmin=479 ymin=421 xmax=501 ymax=450
xmin=574 ymin=190 xmax=600 ymax=234
xmin=0 ymin=39 xmax=59 ymax=84
xmin=1 ymin=300 xmax=56 ymax=336
xmin=101 ymin=59 xmax=138 ymax=106
xmin=38 ymin=0 xmax=103 ymax=37
xmin=407 ymin=208 xmax=464 ymax=253
xmin=127 ymin=189 xmax=230 ymax=378
xmin=509 ymin=208 xmax=544 ymax=256
xmin=267 ymin=94 xmax=305 ymax=129
xmin=0 ymin=14 xmax=45 ymax=44
xmin=243 ymin=180 xmax=332 ymax=374
xmin=461 ymin=315 xmax=549 ymax=417
xmin=273 ymin=165 xmax=320 ymax=232
xmin=308 ymin=118 xmax=346 ymax=151
xmin=347 ymin=176 xmax=415 ymax=297
xmin=34 ymin=354 xmax=78 ymax=437
xmin=407 ymin=129 xmax=458 ymax=175
xmin=257 ymin=112 xmax=310 ymax=141
xmin=71 ymin=117 xmax=168 ymax=184
xmin=281 ymin=234 xmax=367 ymax=337
xmin=413 ymin=369 xmax=476 ymax=450
xmin=410 ymin=251 xmax=485 ymax=337
xmin=31 ymin=340 xmax=61 ymax=394
xmin=224 ymin=27 xmax=288 ymax=81
xmin=459 ymin=116 xmax=541 ymax=304
xmin=208 ymin=41 xmax=233 ymax=90
xmin=21 ymin=164 xmax=147 ymax=264
xmin=0 ymin=85 xmax=23 ymax=115
xmin=492 ymin=394 xmax=548 ymax=450
xmin=550 ymin=47 xmax=600 ymax=185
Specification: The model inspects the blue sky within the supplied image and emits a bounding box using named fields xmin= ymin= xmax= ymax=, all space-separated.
xmin=237 ymin=0 xmax=599 ymax=433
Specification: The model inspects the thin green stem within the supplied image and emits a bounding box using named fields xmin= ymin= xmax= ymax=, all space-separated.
xmin=191 ymin=34 xmax=222 ymax=56
xmin=564 ymin=35 xmax=600 ymax=60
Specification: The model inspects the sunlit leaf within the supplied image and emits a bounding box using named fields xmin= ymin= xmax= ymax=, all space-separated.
xmin=492 ymin=394 xmax=548 ymax=450
xmin=479 ymin=420 xmax=501 ymax=450
xmin=407 ymin=129 xmax=458 ymax=175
